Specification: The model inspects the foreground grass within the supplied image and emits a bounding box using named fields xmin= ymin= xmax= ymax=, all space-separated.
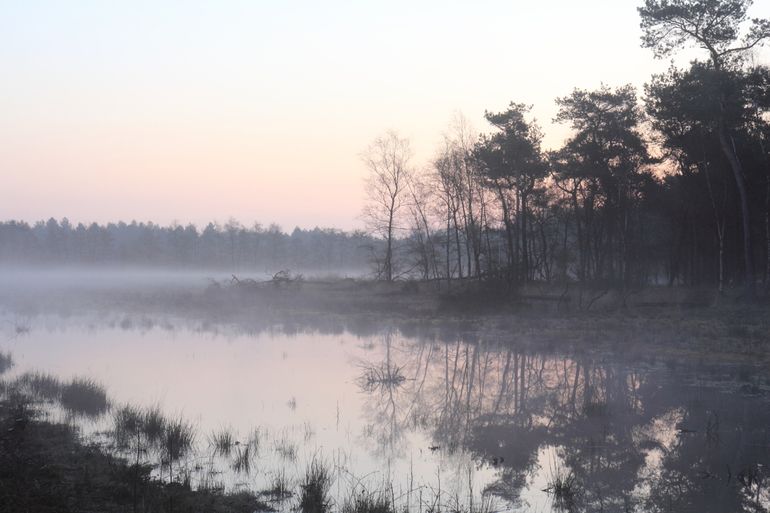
xmin=0 ymin=394 xmax=272 ymax=513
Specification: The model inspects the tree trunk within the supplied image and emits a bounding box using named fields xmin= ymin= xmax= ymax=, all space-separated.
xmin=717 ymin=123 xmax=755 ymax=297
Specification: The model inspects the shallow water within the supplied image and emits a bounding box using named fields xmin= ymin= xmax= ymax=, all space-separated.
xmin=2 ymin=309 xmax=770 ymax=513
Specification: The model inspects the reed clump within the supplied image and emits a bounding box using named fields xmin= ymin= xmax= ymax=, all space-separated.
xmin=209 ymin=425 xmax=236 ymax=457
xmin=15 ymin=372 xmax=63 ymax=402
xmin=299 ymin=458 xmax=333 ymax=513
xmin=60 ymin=377 xmax=108 ymax=417
xmin=0 ymin=351 xmax=13 ymax=375
xmin=342 ymin=489 xmax=394 ymax=513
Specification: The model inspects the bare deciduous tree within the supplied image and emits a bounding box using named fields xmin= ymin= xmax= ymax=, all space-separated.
xmin=362 ymin=131 xmax=413 ymax=281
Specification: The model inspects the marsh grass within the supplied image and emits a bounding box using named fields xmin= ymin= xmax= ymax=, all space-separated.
xmin=15 ymin=372 xmax=63 ymax=402
xmin=231 ymin=443 xmax=254 ymax=475
xmin=0 ymin=351 xmax=13 ymax=375
xmin=299 ymin=458 xmax=333 ymax=513
xmin=275 ymin=434 xmax=298 ymax=461
xmin=209 ymin=426 xmax=236 ymax=457
xmin=112 ymin=403 xmax=169 ymax=453
xmin=247 ymin=426 xmax=261 ymax=454
xmin=60 ymin=377 xmax=109 ymax=417
xmin=113 ymin=403 xmax=144 ymax=451
xmin=0 ymin=384 xmax=272 ymax=513
xmin=142 ymin=404 xmax=166 ymax=447
xmin=263 ymin=469 xmax=292 ymax=500
xmin=163 ymin=416 xmax=196 ymax=483
xmin=342 ymin=489 xmax=395 ymax=513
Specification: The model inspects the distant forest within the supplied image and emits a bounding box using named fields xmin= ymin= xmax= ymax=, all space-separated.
xmin=0 ymin=219 xmax=375 ymax=274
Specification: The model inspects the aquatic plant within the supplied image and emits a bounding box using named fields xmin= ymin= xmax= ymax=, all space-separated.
xmin=163 ymin=416 xmax=196 ymax=483
xmin=342 ymin=489 xmax=394 ymax=513
xmin=275 ymin=435 xmax=298 ymax=461
xmin=113 ymin=403 xmax=144 ymax=451
xmin=246 ymin=426 xmax=261 ymax=454
xmin=15 ymin=372 xmax=62 ymax=402
xmin=231 ymin=443 xmax=253 ymax=475
xmin=299 ymin=458 xmax=333 ymax=513
xmin=142 ymin=404 xmax=166 ymax=448
xmin=209 ymin=425 xmax=236 ymax=457
xmin=0 ymin=351 xmax=13 ymax=375
xmin=60 ymin=377 xmax=108 ymax=417
xmin=264 ymin=469 xmax=292 ymax=500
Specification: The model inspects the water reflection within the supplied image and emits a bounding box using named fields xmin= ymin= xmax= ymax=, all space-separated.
xmin=1 ymin=311 xmax=769 ymax=512
xmin=355 ymin=331 xmax=770 ymax=512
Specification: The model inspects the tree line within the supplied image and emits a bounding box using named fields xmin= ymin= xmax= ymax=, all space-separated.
xmin=0 ymin=218 xmax=375 ymax=273
xmin=362 ymin=0 xmax=770 ymax=296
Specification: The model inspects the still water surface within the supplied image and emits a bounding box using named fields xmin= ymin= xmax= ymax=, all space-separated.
xmin=2 ymin=312 xmax=770 ymax=513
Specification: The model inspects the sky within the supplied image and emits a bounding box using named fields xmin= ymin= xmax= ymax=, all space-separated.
xmin=1 ymin=0 xmax=769 ymax=231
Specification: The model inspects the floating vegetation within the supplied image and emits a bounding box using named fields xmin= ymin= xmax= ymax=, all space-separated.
xmin=60 ymin=377 xmax=109 ymax=418
xmin=299 ymin=458 xmax=333 ymax=513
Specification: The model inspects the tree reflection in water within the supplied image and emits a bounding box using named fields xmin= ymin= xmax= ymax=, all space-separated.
xmin=357 ymin=329 xmax=770 ymax=512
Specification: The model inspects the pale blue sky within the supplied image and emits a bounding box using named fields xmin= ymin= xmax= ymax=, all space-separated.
xmin=1 ymin=1 xmax=768 ymax=229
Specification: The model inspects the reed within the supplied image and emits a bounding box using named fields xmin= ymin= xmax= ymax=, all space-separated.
xmin=299 ymin=458 xmax=333 ymax=513
xmin=60 ymin=377 xmax=109 ymax=417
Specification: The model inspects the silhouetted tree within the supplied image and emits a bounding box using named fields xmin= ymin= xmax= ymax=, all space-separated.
xmin=639 ymin=0 xmax=770 ymax=296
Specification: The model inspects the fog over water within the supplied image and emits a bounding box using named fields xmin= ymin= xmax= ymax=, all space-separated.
xmin=1 ymin=270 xmax=769 ymax=512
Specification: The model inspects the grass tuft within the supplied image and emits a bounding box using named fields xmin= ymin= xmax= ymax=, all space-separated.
xmin=60 ymin=377 xmax=109 ymax=417
xmin=209 ymin=426 xmax=236 ymax=457
xmin=231 ymin=443 xmax=253 ymax=474
xmin=299 ymin=458 xmax=333 ymax=513
xmin=15 ymin=372 xmax=63 ymax=402
xmin=264 ymin=469 xmax=292 ymax=500
xmin=0 ymin=351 xmax=13 ymax=375
xmin=342 ymin=489 xmax=394 ymax=513
xmin=142 ymin=405 xmax=166 ymax=447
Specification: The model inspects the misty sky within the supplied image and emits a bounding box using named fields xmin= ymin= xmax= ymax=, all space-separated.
xmin=2 ymin=1 xmax=769 ymax=230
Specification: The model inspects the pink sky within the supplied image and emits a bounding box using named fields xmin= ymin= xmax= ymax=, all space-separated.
xmin=2 ymin=1 xmax=768 ymax=230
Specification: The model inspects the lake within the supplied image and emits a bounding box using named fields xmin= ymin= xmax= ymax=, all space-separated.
xmin=1 ymin=304 xmax=769 ymax=513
